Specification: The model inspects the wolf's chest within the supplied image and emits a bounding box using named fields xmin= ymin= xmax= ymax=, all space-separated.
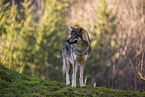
xmin=76 ymin=56 xmax=86 ymax=64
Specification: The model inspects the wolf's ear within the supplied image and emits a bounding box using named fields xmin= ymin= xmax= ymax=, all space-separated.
xmin=71 ymin=26 xmax=74 ymax=30
xmin=79 ymin=28 xmax=83 ymax=34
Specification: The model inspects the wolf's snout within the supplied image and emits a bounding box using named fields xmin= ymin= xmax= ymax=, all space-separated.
xmin=66 ymin=39 xmax=69 ymax=43
xmin=66 ymin=37 xmax=78 ymax=44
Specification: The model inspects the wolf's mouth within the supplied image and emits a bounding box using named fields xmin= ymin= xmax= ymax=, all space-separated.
xmin=67 ymin=40 xmax=77 ymax=44
xmin=72 ymin=40 xmax=77 ymax=44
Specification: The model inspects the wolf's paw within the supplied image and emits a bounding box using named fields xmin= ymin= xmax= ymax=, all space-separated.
xmin=80 ymin=84 xmax=85 ymax=87
xmin=71 ymin=84 xmax=76 ymax=88
xmin=66 ymin=82 xmax=70 ymax=85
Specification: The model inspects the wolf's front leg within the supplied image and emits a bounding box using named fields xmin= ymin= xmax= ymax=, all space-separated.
xmin=80 ymin=63 xmax=85 ymax=87
xmin=71 ymin=63 xmax=78 ymax=87
xmin=66 ymin=72 xmax=70 ymax=85
xmin=66 ymin=63 xmax=70 ymax=85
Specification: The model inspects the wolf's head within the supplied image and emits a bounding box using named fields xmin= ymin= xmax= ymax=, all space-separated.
xmin=66 ymin=26 xmax=84 ymax=44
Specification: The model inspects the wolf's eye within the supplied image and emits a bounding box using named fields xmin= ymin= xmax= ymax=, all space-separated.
xmin=73 ymin=35 xmax=78 ymax=39
xmin=73 ymin=35 xmax=77 ymax=37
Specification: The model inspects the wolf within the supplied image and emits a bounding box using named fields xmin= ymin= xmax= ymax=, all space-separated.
xmin=62 ymin=26 xmax=91 ymax=87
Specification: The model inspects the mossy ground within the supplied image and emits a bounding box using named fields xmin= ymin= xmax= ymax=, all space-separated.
xmin=0 ymin=65 xmax=145 ymax=97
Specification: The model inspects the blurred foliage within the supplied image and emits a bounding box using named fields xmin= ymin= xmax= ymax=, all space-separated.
xmin=0 ymin=0 xmax=70 ymax=82
xmin=0 ymin=0 xmax=19 ymax=69
xmin=86 ymin=0 xmax=118 ymax=87
xmin=32 ymin=0 xmax=69 ymax=80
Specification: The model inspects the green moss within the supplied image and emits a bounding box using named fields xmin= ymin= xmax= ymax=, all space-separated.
xmin=0 ymin=65 xmax=145 ymax=97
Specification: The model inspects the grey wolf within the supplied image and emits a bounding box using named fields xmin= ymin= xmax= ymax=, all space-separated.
xmin=62 ymin=26 xmax=91 ymax=87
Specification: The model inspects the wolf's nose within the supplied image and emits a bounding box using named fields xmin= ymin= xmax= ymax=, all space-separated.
xmin=66 ymin=39 xmax=69 ymax=43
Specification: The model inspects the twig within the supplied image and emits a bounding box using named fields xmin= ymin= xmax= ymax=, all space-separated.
xmin=94 ymin=82 xmax=96 ymax=87
xmin=141 ymin=53 xmax=144 ymax=72
xmin=129 ymin=57 xmax=134 ymax=70
xmin=138 ymin=71 xmax=145 ymax=80
xmin=85 ymin=75 xmax=87 ymax=85
xmin=20 ymin=64 xmax=25 ymax=73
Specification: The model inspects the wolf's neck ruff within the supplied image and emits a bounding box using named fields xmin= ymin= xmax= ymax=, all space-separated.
xmin=73 ymin=43 xmax=91 ymax=56
xmin=73 ymin=46 xmax=90 ymax=56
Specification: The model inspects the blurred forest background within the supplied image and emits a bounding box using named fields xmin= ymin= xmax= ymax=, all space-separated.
xmin=0 ymin=0 xmax=145 ymax=91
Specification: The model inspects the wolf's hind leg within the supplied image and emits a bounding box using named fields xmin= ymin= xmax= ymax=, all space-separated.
xmin=80 ymin=63 xmax=85 ymax=87
xmin=74 ymin=64 xmax=78 ymax=86
xmin=71 ymin=63 xmax=78 ymax=87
